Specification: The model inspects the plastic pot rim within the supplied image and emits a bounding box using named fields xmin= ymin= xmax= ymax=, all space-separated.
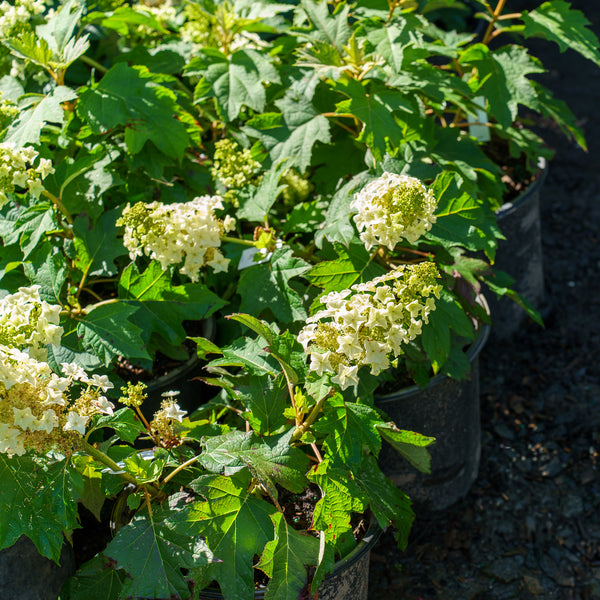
xmin=496 ymin=156 xmax=549 ymax=220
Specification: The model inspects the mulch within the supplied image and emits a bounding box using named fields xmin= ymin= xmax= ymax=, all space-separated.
xmin=367 ymin=2 xmax=600 ymax=598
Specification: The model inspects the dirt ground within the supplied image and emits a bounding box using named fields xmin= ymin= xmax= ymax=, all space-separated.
xmin=367 ymin=2 xmax=600 ymax=598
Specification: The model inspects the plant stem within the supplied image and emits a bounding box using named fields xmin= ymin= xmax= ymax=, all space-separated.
xmin=41 ymin=189 xmax=74 ymax=225
xmin=395 ymin=246 xmax=434 ymax=259
xmin=221 ymin=235 xmax=256 ymax=247
xmin=81 ymin=440 xmax=140 ymax=486
xmin=482 ymin=0 xmax=509 ymax=46
xmin=162 ymin=455 xmax=201 ymax=485
xmin=135 ymin=405 xmax=154 ymax=437
xmin=79 ymin=54 xmax=109 ymax=74
xmin=291 ymin=393 xmax=330 ymax=443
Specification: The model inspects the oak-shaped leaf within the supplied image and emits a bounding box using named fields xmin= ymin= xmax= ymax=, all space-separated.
xmin=173 ymin=471 xmax=277 ymax=600
xmin=199 ymin=429 xmax=309 ymax=498
xmin=104 ymin=507 xmax=213 ymax=600
xmin=257 ymin=512 xmax=321 ymax=600
xmin=313 ymin=395 xmax=382 ymax=469
xmin=237 ymin=246 xmax=311 ymax=323
xmin=0 ymin=454 xmax=83 ymax=562
xmin=307 ymin=459 xmax=366 ymax=554
xmin=376 ymin=424 xmax=435 ymax=474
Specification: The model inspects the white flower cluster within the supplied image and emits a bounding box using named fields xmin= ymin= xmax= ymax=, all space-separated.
xmin=134 ymin=0 xmax=181 ymax=32
xmin=118 ymin=195 xmax=236 ymax=281
xmin=0 ymin=285 xmax=62 ymax=361
xmin=0 ymin=142 xmax=54 ymax=207
xmin=0 ymin=287 xmax=115 ymax=456
xmin=149 ymin=391 xmax=188 ymax=444
xmin=0 ymin=0 xmax=45 ymax=37
xmin=299 ymin=262 xmax=442 ymax=390
xmin=351 ymin=172 xmax=438 ymax=250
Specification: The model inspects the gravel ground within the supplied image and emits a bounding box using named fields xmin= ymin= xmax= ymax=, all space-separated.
xmin=367 ymin=3 xmax=600 ymax=598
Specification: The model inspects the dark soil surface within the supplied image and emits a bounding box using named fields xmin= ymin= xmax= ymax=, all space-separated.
xmin=368 ymin=2 xmax=600 ymax=598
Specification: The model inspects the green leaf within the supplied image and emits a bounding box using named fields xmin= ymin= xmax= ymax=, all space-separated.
xmin=257 ymin=512 xmax=320 ymax=600
xmin=191 ymin=48 xmax=280 ymax=121
xmin=200 ymin=429 xmax=309 ymax=497
xmin=333 ymin=78 xmax=410 ymax=161
xmin=236 ymin=374 xmax=290 ymax=435
xmin=308 ymin=459 xmax=365 ymax=553
xmin=237 ymin=160 xmax=288 ymax=222
xmin=0 ymin=454 xmax=83 ymax=561
xmin=5 ymin=86 xmax=78 ymax=146
xmin=352 ymin=455 xmax=414 ymax=549
xmin=45 ymin=343 xmax=102 ymax=375
xmin=377 ymin=424 xmax=435 ymax=474
xmin=301 ymin=0 xmax=352 ymax=53
xmin=306 ymin=243 xmax=385 ymax=294
xmin=244 ymin=94 xmax=331 ymax=171
xmin=281 ymin=200 xmax=325 ymax=235
xmin=460 ymin=44 xmax=543 ymax=128
xmin=421 ymin=310 xmax=451 ymax=375
xmin=61 ymin=556 xmax=126 ymax=600
xmin=105 ymin=509 xmax=213 ymax=600
xmin=207 ymin=335 xmax=280 ymax=377
xmin=434 ymin=289 xmax=475 ymax=339
xmin=76 ymin=302 xmax=149 ymax=366
xmin=427 ymin=170 xmax=500 ymax=254
xmin=237 ymin=246 xmax=311 ymax=323
xmin=23 ymin=244 xmax=67 ymax=304
xmin=89 ymin=408 xmax=146 ymax=445
xmin=533 ymin=81 xmax=587 ymax=150
xmin=367 ymin=22 xmax=410 ymax=72
xmin=13 ymin=202 xmax=57 ymax=260
xmin=191 ymin=336 xmax=222 ymax=360
xmin=314 ymin=175 xmax=369 ymax=248
xmin=175 ymin=471 xmax=276 ymax=600
xmin=86 ymin=5 xmax=169 ymax=37
xmin=3 ymin=32 xmax=54 ymax=70
xmin=123 ymin=452 xmax=166 ymax=484
xmin=59 ymin=149 xmax=121 ymax=219
xmin=314 ymin=395 xmax=383 ymax=468
xmin=226 ymin=314 xmax=307 ymax=383
xmin=35 ymin=0 xmax=86 ymax=58
xmin=72 ymin=209 xmax=123 ymax=278
xmin=522 ymin=0 xmax=600 ymax=67
xmin=77 ymin=63 xmax=189 ymax=158
xmin=118 ymin=262 xmax=226 ymax=354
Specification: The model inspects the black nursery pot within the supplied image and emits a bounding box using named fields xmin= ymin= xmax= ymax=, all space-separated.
xmin=489 ymin=158 xmax=549 ymax=339
xmin=196 ymin=520 xmax=382 ymax=600
xmin=374 ymin=315 xmax=490 ymax=512
xmin=0 ymin=535 xmax=75 ymax=600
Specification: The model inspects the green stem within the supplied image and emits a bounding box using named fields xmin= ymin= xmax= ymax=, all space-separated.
xmin=81 ymin=440 xmax=140 ymax=487
xmin=79 ymin=54 xmax=108 ymax=74
xmin=41 ymin=189 xmax=74 ymax=226
xmin=221 ymin=235 xmax=256 ymax=247
xmin=162 ymin=455 xmax=201 ymax=485
xmin=291 ymin=393 xmax=330 ymax=444
xmin=80 ymin=297 xmax=118 ymax=314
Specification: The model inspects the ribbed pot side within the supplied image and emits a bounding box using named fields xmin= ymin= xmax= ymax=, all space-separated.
xmin=489 ymin=158 xmax=548 ymax=339
xmin=374 ymin=320 xmax=490 ymax=512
